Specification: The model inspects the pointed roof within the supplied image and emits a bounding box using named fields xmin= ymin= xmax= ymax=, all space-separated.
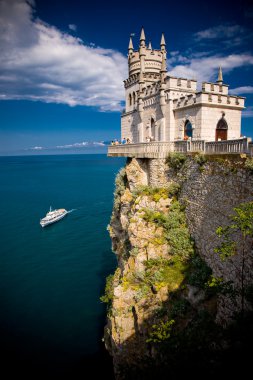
xmin=128 ymin=36 xmax=133 ymax=50
xmin=217 ymin=66 xmax=223 ymax=82
xmin=140 ymin=27 xmax=145 ymax=42
xmin=160 ymin=33 xmax=166 ymax=47
xmin=148 ymin=41 xmax=152 ymax=50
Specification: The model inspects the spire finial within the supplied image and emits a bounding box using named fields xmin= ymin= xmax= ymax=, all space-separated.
xmin=140 ymin=26 xmax=146 ymax=47
xmin=217 ymin=66 xmax=223 ymax=83
xmin=148 ymin=41 xmax=152 ymax=50
xmin=160 ymin=33 xmax=166 ymax=49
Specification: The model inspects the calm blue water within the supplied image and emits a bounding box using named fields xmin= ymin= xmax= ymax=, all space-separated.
xmin=0 ymin=154 xmax=125 ymax=377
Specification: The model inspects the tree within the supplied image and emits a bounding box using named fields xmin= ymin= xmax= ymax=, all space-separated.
xmin=215 ymin=202 xmax=253 ymax=315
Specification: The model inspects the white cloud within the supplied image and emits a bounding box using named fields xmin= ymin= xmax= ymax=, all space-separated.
xmin=194 ymin=24 xmax=245 ymax=41
xmin=230 ymin=86 xmax=253 ymax=95
xmin=242 ymin=106 xmax=253 ymax=118
xmin=31 ymin=146 xmax=44 ymax=150
xmin=55 ymin=141 xmax=105 ymax=149
xmin=56 ymin=142 xmax=89 ymax=148
xmin=0 ymin=0 xmax=127 ymax=111
xmin=168 ymin=53 xmax=253 ymax=84
xmin=68 ymin=24 xmax=77 ymax=32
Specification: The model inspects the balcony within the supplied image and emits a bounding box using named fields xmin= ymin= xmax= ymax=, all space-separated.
xmin=107 ymin=138 xmax=252 ymax=158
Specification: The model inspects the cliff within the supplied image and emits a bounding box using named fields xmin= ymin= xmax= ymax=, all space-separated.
xmin=102 ymin=154 xmax=253 ymax=379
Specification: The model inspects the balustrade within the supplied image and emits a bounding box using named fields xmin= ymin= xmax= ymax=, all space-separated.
xmin=108 ymin=138 xmax=251 ymax=158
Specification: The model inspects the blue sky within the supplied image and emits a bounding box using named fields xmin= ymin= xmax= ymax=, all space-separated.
xmin=0 ymin=0 xmax=252 ymax=155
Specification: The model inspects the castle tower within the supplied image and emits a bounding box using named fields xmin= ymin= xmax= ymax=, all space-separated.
xmin=127 ymin=27 xmax=164 ymax=78
xmin=216 ymin=66 xmax=223 ymax=84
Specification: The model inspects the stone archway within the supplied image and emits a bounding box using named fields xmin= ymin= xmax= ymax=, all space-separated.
xmin=184 ymin=120 xmax=193 ymax=139
xmin=179 ymin=115 xmax=195 ymax=140
xmin=216 ymin=114 xmax=228 ymax=141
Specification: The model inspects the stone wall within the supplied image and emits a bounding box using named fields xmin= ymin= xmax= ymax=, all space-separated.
xmin=132 ymin=156 xmax=253 ymax=322
xmin=176 ymin=158 xmax=253 ymax=323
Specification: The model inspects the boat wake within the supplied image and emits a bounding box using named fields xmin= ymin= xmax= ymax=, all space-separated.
xmin=67 ymin=209 xmax=76 ymax=213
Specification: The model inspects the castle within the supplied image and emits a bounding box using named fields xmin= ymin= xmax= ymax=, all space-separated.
xmin=121 ymin=27 xmax=245 ymax=144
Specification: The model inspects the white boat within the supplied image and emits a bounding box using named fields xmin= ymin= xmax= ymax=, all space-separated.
xmin=40 ymin=206 xmax=68 ymax=227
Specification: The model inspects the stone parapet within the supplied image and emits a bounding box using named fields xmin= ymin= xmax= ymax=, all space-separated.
xmin=108 ymin=138 xmax=252 ymax=158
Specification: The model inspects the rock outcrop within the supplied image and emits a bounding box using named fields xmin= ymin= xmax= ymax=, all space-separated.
xmin=103 ymin=155 xmax=253 ymax=379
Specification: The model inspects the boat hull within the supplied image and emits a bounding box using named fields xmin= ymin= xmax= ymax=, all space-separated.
xmin=40 ymin=211 xmax=68 ymax=227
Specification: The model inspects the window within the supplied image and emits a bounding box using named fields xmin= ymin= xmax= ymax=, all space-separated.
xmin=184 ymin=120 xmax=193 ymax=139
xmin=129 ymin=93 xmax=132 ymax=106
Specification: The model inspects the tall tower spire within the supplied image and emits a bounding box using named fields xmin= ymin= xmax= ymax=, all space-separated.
xmin=160 ymin=33 xmax=166 ymax=51
xmin=128 ymin=36 xmax=134 ymax=55
xmin=217 ymin=66 xmax=223 ymax=84
xmin=140 ymin=27 xmax=146 ymax=47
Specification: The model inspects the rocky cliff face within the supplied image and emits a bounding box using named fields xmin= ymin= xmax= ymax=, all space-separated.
xmin=103 ymin=155 xmax=253 ymax=379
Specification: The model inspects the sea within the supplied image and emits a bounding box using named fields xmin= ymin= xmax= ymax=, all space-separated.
xmin=0 ymin=154 xmax=125 ymax=378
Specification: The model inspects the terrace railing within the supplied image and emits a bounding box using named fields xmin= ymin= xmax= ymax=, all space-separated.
xmin=107 ymin=138 xmax=252 ymax=158
xmin=107 ymin=142 xmax=175 ymax=158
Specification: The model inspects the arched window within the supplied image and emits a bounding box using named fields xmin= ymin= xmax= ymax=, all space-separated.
xmin=133 ymin=92 xmax=136 ymax=105
xmin=184 ymin=120 xmax=193 ymax=139
xmin=151 ymin=118 xmax=155 ymax=140
xmin=129 ymin=93 xmax=132 ymax=106
xmin=216 ymin=116 xmax=228 ymax=141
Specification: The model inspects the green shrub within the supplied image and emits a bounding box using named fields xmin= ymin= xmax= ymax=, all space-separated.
xmin=144 ymin=257 xmax=188 ymax=291
xmin=135 ymin=284 xmax=151 ymax=301
xmin=146 ymin=319 xmax=175 ymax=343
xmin=133 ymin=185 xmax=168 ymax=202
xmin=113 ymin=168 xmax=127 ymax=211
xmin=168 ymin=182 xmax=181 ymax=197
xmin=100 ymin=274 xmax=114 ymax=305
xmin=166 ymin=152 xmax=187 ymax=171
xmin=245 ymin=157 xmax=253 ymax=173
xmin=141 ymin=201 xmax=194 ymax=260
xmin=170 ymin=299 xmax=191 ymax=318
xmin=194 ymin=153 xmax=208 ymax=166
xmin=141 ymin=208 xmax=167 ymax=225
xmin=130 ymin=247 xmax=139 ymax=257
xmin=166 ymin=227 xmax=194 ymax=259
xmin=187 ymin=254 xmax=212 ymax=289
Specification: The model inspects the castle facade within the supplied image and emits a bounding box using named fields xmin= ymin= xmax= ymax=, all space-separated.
xmin=121 ymin=28 xmax=245 ymax=143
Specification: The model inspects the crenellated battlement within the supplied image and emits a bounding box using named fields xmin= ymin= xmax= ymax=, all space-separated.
xmin=173 ymin=92 xmax=245 ymax=110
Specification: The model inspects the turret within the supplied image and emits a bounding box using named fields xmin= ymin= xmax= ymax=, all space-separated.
xmin=160 ymin=54 xmax=167 ymax=116
xmin=127 ymin=28 xmax=166 ymax=78
xmin=128 ymin=36 xmax=134 ymax=57
xmin=139 ymin=27 xmax=146 ymax=47
xmin=216 ymin=66 xmax=223 ymax=84
xmin=160 ymin=54 xmax=167 ymax=83
xmin=139 ymin=27 xmax=146 ymax=76
xmin=160 ymin=33 xmax=166 ymax=57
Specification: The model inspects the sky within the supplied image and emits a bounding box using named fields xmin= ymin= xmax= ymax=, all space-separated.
xmin=0 ymin=0 xmax=252 ymax=155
